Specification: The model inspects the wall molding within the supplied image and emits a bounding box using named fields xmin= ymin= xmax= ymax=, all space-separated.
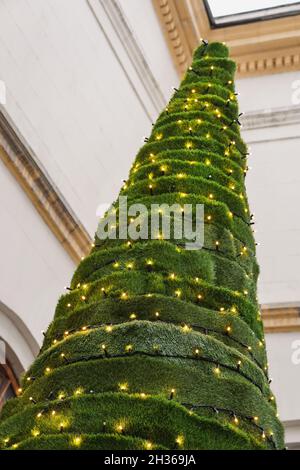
xmin=153 ymin=0 xmax=300 ymax=78
xmin=262 ymin=304 xmax=300 ymax=333
xmin=0 ymin=108 xmax=91 ymax=263
xmin=87 ymin=0 xmax=167 ymax=121
xmin=241 ymin=105 xmax=300 ymax=130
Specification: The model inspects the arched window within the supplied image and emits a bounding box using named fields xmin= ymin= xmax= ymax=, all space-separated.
xmin=0 ymin=362 xmax=19 ymax=410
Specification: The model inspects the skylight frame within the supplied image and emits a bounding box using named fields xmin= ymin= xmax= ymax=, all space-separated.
xmin=204 ymin=0 xmax=300 ymax=28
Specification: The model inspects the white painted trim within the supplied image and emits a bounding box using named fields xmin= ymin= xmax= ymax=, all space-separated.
xmin=241 ymin=105 xmax=300 ymax=130
xmin=87 ymin=0 xmax=167 ymax=122
xmin=0 ymin=301 xmax=39 ymax=371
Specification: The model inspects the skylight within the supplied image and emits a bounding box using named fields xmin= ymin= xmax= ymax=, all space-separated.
xmin=205 ymin=0 xmax=300 ymax=27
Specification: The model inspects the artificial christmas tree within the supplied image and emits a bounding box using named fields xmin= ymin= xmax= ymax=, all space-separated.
xmin=0 ymin=42 xmax=284 ymax=450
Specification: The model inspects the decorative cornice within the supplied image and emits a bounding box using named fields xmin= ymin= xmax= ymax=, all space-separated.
xmin=0 ymin=109 xmax=92 ymax=263
xmin=262 ymin=305 xmax=300 ymax=333
xmin=241 ymin=105 xmax=300 ymax=130
xmin=152 ymin=0 xmax=193 ymax=75
xmin=153 ymin=0 xmax=300 ymax=78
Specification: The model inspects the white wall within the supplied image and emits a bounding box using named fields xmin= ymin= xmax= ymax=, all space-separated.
xmin=238 ymin=71 xmax=300 ymax=305
xmin=0 ymin=158 xmax=74 ymax=351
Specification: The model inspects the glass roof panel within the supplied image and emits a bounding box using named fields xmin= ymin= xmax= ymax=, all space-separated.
xmin=205 ymin=0 xmax=300 ymax=26
xmin=207 ymin=0 xmax=299 ymax=17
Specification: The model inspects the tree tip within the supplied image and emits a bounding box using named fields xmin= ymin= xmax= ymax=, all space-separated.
xmin=193 ymin=41 xmax=229 ymax=60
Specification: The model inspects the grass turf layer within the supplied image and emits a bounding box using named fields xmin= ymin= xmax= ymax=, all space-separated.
xmin=0 ymin=393 xmax=275 ymax=450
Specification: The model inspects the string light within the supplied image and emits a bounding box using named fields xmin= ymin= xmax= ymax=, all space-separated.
xmin=116 ymin=423 xmax=125 ymax=433
xmin=118 ymin=382 xmax=128 ymax=392
xmin=72 ymin=436 xmax=82 ymax=447
xmin=233 ymin=415 xmax=239 ymax=425
xmin=182 ymin=324 xmax=191 ymax=333
xmin=125 ymin=344 xmax=133 ymax=353
xmin=176 ymin=435 xmax=184 ymax=447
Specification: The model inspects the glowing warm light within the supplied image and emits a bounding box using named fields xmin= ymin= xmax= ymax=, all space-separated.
xmin=116 ymin=424 xmax=124 ymax=433
xmin=118 ymin=382 xmax=128 ymax=392
xmin=182 ymin=324 xmax=191 ymax=333
xmin=176 ymin=435 xmax=184 ymax=447
xmin=72 ymin=436 xmax=82 ymax=447
xmin=31 ymin=429 xmax=40 ymax=437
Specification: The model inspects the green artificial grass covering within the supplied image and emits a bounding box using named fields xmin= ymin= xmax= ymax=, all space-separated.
xmin=0 ymin=41 xmax=284 ymax=450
